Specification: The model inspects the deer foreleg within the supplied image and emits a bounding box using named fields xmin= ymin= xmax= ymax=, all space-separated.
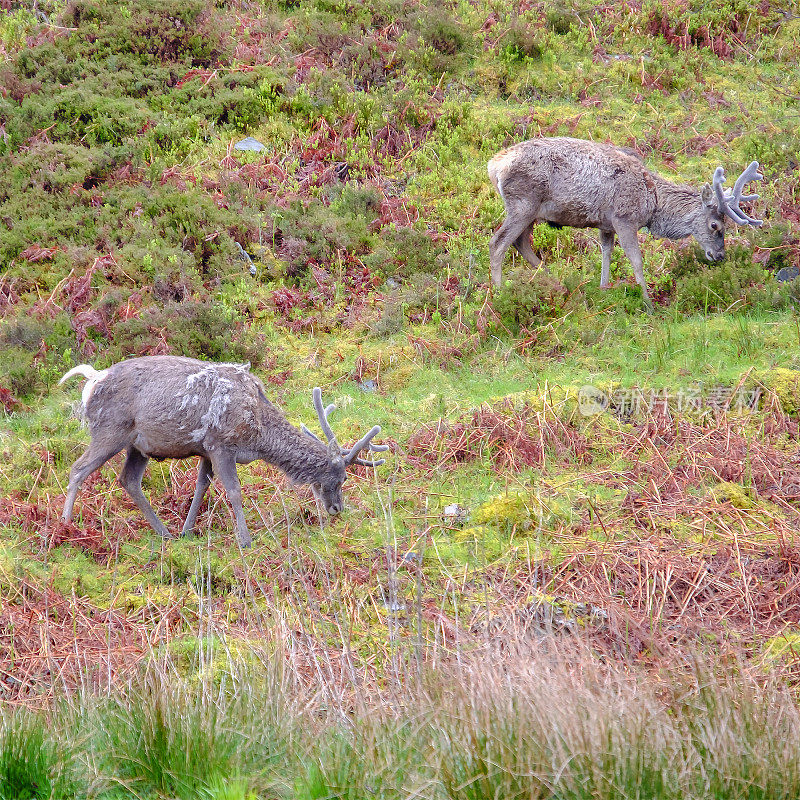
xmin=209 ymin=453 xmax=252 ymax=548
xmin=181 ymin=457 xmax=214 ymax=536
xmin=63 ymin=440 xmax=125 ymax=522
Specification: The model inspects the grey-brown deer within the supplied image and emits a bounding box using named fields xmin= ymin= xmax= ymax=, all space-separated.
xmin=488 ymin=136 xmax=764 ymax=310
xmin=59 ymin=356 xmax=387 ymax=547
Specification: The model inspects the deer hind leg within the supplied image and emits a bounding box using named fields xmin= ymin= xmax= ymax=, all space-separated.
xmin=489 ymin=205 xmax=537 ymax=287
xmin=181 ymin=457 xmax=214 ymax=537
xmin=614 ymin=225 xmax=654 ymax=313
xmin=512 ymin=222 xmax=549 ymax=273
xmin=62 ymin=439 xmax=126 ymax=523
xmin=119 ymin=447 xmax=172 ymax=539
xmin=600 ymin=230 xmax=615 ymax=289
xmin=209 ymin=453 xmax=252 ymax=548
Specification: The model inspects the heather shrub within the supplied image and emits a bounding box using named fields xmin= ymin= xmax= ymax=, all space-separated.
xmin=364 ymin=226 xmax=445 ymax=280
xmin=110 ymin=300 xmax=260 ymax=363
xmin=493 ymin=267 xmax=568 ymax=330
xmin=671 ymin=245 xmax=772 ymax=312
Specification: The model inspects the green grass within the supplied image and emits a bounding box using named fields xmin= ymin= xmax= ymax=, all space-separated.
xmin=2 ymin=0 xmax=800 ymax=792
xmin=0 ymin=711 xmax=78 ymax=800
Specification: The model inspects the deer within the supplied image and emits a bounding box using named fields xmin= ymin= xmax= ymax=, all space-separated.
xmin=488 ymin=136 xmax=764 ymax=310
xmin=58 ymin=356 xmax=388 ymax=548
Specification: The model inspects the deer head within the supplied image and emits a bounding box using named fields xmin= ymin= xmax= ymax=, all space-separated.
xmin=302 ymin=387 xmax=388 ymax=515
xmin=699 ymin=161 xmax=763 ymax=261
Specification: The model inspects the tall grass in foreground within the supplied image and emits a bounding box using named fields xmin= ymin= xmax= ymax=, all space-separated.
xmin=0 ymin=711 xmax=79 ymax=800
xmin=86 ymin=660 xmax=293 ymax=800
xmin=4 ymin=647 xmax=800 ymax=799
xmin=431 ymin=653 xmax=800 ymax=800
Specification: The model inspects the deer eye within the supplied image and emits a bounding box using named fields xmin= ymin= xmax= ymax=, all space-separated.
xmin=710 ymin=221 xmax=720 ymax=232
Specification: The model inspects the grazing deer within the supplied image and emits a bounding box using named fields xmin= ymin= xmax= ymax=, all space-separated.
xmin=488 ymin=136 xmax=764 ymax=310
xmin=59 ymin=356 xmax=387 ymax=547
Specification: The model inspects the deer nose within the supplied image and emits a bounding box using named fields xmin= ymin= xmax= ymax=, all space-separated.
xmin=327 ymin=501 xmax=342 ymax=515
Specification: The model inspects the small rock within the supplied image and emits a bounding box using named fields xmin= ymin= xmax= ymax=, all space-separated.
xmin=442 ymin=503 xmax=469 ymax=525
xmin=234 ymin=136 xmax=265 ymax=152
xmin=400 ymin=551 xmax=420 ymax=564
xmin=359 ymin=379 xmax=378 ymax=393
xmin=776 ymin=266 xmax=800 ymax=283
xmin=385 ymin=277 xmax=400 ymax=290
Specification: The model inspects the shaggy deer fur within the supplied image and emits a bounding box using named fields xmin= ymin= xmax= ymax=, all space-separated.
xmin=59 ymin=356 xmax=387 ymax=547
xmin=488 ymin=137 xmax=763 ymax=310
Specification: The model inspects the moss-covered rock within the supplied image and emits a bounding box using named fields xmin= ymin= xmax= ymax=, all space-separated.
xmin=762 ymin=630 xmax=800 ymax=666
xmin=165 ymin=634 xmax=265 ymax=686
xmin=452 ymin=525 xmax=506 ymax=560
xmin=757 ymin=368 xmax=800 ymax=414
xmin=472 ymin=490 xmax=573 ymax=534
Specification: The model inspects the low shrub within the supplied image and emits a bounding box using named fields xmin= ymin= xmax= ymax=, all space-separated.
xmin=492 ymin=267 xmax=568 ymax=330
xmin=111 ymin=300 xmax=260 ymax=363
xmin=671 ymin=245 xmax=772 ymax=312
xmin=364 ymin=226 xmax=446 ymax=280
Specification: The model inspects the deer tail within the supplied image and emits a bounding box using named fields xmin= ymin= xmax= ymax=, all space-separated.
xmin=59 ymin=364 xmax=109 ymax=408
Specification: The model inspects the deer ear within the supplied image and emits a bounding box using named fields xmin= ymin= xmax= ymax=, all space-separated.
xmin=701 ymin=183 xmax=715 ymax=207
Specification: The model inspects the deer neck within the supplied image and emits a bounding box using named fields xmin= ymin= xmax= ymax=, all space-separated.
xmin=648 ymin=179 xmax=703 ymax=241
xmin=257 ymin=415 xmax=331 ymax=485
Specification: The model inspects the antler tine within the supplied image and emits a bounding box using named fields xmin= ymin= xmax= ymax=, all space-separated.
xmin=351 ymin=455 xmax=387 ymax=467
xmin=712 ymin=166 xmax=728 ymax=214
xmin=343 ymin=425 xmax=386 ymax=465
xmin=730 ymin=161 xmax=763 ymax=198
xmin=726 ymin=160 xmax=764 ymax=226
xmin=312 ymin=387 xmax=338 ymax=444
xmin=349 ymin=440 xmax=389 ymax=465
xmin=713 ymin=162 xmax=764 ymax=227
xmin=301 ymin=424 xmax=324 ymax=444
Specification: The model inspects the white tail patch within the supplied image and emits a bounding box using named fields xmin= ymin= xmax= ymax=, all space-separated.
xmin=488 ymin=149 xmax=518 ymax=202
xmin=59 ymin=364 xmax=110 ymax=408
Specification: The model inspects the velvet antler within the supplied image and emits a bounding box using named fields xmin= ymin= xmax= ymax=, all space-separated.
xmin=302 ymin=387 xmax=388 ymax=466
xmin=712 ymin=161 xmax=764 ymax=227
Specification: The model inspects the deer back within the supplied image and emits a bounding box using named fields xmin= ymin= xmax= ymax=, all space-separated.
xmin=489 ymin=137 xmax=658 ymax=228
xmin=85 ymin=356 xmax=291 ymax=461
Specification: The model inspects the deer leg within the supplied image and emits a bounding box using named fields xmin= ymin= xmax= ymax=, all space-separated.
xmin=614 ymin=225 xmax=654 ymax=313
xmin=181 ymin=457 xmax=214 ymax=537
xmin=489 ymin=207 xmax=535 ymax=287
xmin=600 ymin=230 xmax=615 ymax=288
xmin=512 ymin=222 xmax=546 ymax=272
xmin=62 ymin=440 xmax=125 ymax=523
xmin=119 ymin=447 xmax=172 ymax=539
xmin=209 ymin=453 xmax=252 ymax=548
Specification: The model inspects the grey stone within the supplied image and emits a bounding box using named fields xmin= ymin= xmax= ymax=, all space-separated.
xmin=234 ymin=136 xmax=266 ymax=152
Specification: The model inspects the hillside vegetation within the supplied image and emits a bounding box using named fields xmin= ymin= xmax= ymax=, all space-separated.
xmin=1 ymin=0 xmax=800 ymax=795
